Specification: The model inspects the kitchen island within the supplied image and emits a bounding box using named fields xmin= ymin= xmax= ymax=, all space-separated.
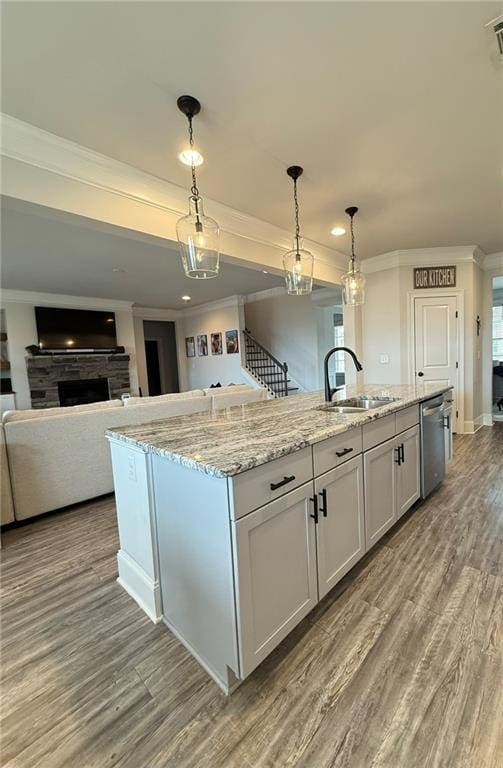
xmin=107 ymin=383 xmax=450 ymax=693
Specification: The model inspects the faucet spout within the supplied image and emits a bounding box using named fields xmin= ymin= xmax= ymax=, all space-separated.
xmin=324 ymin=347 xmax=363 ymax=402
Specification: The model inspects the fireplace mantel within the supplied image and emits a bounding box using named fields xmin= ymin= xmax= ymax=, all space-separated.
xmin=26 ymin=354 xmax=130 ymax=408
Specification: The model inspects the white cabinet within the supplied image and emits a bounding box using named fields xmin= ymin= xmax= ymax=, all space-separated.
xmin=364 ymin=437 xmax=398 ymax=549
xmin=364 ymin=425 xmax=420 ymax=548
xmin=396 ymin=425 xmax=420 ymax=518
xmin=232 ymin=482 xmax=318 ymax=678
xmin=314 ymin=455 xmax=365 ymax=599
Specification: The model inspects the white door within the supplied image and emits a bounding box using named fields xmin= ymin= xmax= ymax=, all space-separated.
xmin=396 ymin=425 xmax=420 ymax=519
xmin=364 ymin=436 xmax=398 ymax=549
xmin=414 ymin=295 xmax=459 ymax=430
xmin=315 ymin=455 xmax=365 ymax=599
xmin=232 ymin=482 xmax=318 ymax=678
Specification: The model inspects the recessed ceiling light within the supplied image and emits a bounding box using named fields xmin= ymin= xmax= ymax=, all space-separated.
xmin=331 ymin=226 xmax=346 ymax=236
xmin=178 ymin=149 xmax=204 ymax=167
xmin=112 ymin=267 xmax=126 ymax=273
xmin=181 ymin=295 xmax=191 ymax=302
xmin=262 ymin=270 xmax=268 ymax=274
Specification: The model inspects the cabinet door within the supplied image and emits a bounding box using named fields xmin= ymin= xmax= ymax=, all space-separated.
xmin=364 ymin=437 xmax=398 ymax=549
xmin=315 ymin=455 xmax=365 ymax=600
xmin=232 ymin=482 xmax=318 ymax=678
xmin=396 ymin=425 xmax=420 ymax=518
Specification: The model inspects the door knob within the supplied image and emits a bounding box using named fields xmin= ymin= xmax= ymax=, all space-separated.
xmin=417 ymin=371 xmax=424 ymax=377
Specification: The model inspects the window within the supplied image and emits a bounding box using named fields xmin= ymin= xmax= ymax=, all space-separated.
xmin=333 ymin=325 xmax=345 ymax=373
xmin=494 ymin=305 xmax=503 ymax=359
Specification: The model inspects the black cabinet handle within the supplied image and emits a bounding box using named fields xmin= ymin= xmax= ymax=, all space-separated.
xmin=394 ymin=447 xmax=402 ymax=466
xmin=335 ymin=447 xmax=353 ymax=458
xmin=310 ymin=494 xmax=318 ymax=524
xmin=319 ymin=488 xmax=328 ymax=517
xmin=417 ymin=371 xmax=424 ymax=377
xmin=400 ymin=443 xmax=405 ymax=463
xmin=270 ymin=475 xmax=296 ymax=491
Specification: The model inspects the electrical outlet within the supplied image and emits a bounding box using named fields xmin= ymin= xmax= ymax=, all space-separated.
xmin=127 ymin=454 xmax=137 ymax=482
xmin=379 ymin=354 xmax=390 ymax=364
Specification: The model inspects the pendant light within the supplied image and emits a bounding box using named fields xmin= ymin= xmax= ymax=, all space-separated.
xmin=176 ymin=95 xmax=220 ymax=279
xmin=283 ymin=166 xmax=314 ymax=295
xmin=341 ymin=206 xmax=366 ymax=306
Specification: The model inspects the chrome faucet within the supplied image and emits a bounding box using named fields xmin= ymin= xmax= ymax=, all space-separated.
xmin=324 ymin=347 xmax=363 ymax=402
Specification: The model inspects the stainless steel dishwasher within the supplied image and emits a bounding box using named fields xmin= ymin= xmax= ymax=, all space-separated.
xmin=420 ymin=394 xmax=447 ymax=498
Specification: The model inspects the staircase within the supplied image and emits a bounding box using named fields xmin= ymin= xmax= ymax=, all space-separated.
xmin=243 ymin=329 xmax=299 ymax=397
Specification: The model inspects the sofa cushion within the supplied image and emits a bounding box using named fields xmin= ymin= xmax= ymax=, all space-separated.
xmin=4 ymin=395 xmax=211 ymax=521
xmin=1 ymin=425 xmax=14 ymax=525
xmin=2 ymin=399 xmax=123 ymax=424
xmin=124 ymin=390 xmax=205 ymax=406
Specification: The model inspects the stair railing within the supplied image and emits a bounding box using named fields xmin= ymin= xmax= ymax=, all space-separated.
xmin=243 ymin=329 xmax=289 ymax=397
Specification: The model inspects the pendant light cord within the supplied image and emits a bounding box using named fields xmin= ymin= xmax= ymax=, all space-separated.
xmin=293 ymin=178 xmax=301 ymax=255
xmin=350 ymin=213 xmax=356 ymax=271
xmin=187 ymin=116 xmax=200 ymax=199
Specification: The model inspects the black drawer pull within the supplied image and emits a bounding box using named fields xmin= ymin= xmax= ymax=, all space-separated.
xmin=394 ymin=447 xmax=402 ymax=466
xmin=270 ymin=475 xmax=296 ymax=491
xmin=319 ymin=488 xmax=328 ymax=517
xmin=336 ymin=447 xmax=353 ymax=458
xmin=310 ymin=494 xmax=319 ymax=524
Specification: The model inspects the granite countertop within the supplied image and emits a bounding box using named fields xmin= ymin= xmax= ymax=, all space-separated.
xmin=106 ymin=383 xmax=451 ymax=478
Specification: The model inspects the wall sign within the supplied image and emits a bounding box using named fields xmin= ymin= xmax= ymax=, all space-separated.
xmin=413 ymin=266 xmax=456 ymax=289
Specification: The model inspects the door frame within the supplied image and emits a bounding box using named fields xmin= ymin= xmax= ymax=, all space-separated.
xmin=406 ymin=288 xmax=465 ymax=434
xmin=144 ymin=336 xmax=167 ymax=394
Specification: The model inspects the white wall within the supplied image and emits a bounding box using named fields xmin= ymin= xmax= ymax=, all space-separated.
xmin=244 ymin=292 xmax=322 ymax=391
xmin=1 ymin=291 xmax=140 ymax=408
xmin=362 ymin=268 xmax=402 ymax=385
xmin=3 ymin=301 xmax=38 ymax=409
xmin=180 ymin=297 xmax=246 ymax=390
xmin=362 ymin=255 xmax=488 ymax=432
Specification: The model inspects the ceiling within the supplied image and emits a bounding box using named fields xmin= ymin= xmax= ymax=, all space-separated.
xmin=1 ymin=2 xmax=502 ymax=258
xmin=0 ymin=197 xmax=286 ymax=308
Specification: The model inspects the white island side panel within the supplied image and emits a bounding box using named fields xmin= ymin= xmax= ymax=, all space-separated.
xmin=152 ymin=455 xmax=240 ymax=691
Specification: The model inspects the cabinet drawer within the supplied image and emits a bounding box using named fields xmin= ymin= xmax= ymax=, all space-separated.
xmin=229 ymin=447 xmax=313 ymax=520
xmin=313 ymin=427 xmax=362 ymax=477
xmin=396 ymin=405 xmax=419 ymax=434
xmin=362 ymin=413 xmax=396 ymax=451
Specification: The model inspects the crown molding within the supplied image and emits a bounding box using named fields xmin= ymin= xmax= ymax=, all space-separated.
xmin=244 ymin=286 xmax=288 ymax=303
xmin=179 ymin=294 xmax=244 ymax=319
xmin=0 ymin=289 xmax=133 ymax=311
xmin=0 ymin=113 xmax=347 ymax=272
xmin=362 ymin=246 xmax=487 ymax=274
xmin=132 ymin=306 xmax=182 ymax=321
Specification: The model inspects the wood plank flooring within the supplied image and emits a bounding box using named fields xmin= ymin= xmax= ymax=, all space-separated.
xmin=1 ymin=425 xmax=502 ymax=767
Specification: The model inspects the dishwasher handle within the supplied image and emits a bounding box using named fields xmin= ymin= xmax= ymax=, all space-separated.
xmin=422 ymin=404 xmax=446 ymax=417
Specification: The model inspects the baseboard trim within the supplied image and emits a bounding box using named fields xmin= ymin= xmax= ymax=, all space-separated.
xmin=463 ymin=414 xmax=495 ymax=433
xmin=117 ymin=549 xmax=162 ymax=623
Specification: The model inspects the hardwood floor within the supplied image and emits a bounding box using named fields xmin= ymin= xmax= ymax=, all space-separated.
xmin=1 ymin=426 xmax=502 ymax=767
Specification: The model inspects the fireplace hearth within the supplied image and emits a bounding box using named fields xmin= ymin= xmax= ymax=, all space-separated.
xmin=58 ymin=377 xmax=110 ymax=407
xmin=27 ymin=353 xmax=130 ymax=408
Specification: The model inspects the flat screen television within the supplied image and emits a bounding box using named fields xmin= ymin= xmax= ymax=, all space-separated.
xmin=35 ymin=307 xmax=117 ymax=350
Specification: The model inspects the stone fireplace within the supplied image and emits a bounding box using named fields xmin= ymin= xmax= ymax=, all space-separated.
xmin=26 ymin=353 xmax=130 ymax=408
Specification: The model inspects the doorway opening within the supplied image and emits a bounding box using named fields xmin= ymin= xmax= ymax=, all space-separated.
xmin=143 ymin=320 xmax=179 ymax=396
xmin=492 ymin=276 xmax=503 ymax=422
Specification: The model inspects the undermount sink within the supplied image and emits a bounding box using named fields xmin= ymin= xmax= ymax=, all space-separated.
xmin=321 ymin=395 xmax=401 ymax=414
xmin=339 ymin=396 xmax=400 ymax=409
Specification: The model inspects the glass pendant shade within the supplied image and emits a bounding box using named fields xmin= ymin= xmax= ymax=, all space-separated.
xmin=283 ymin=239 xmax=314 ymax=295
xmin=176 ymin=195 xmax=220 ymax=279
xmin=342 ymin=260 xmax=366 ymax=306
